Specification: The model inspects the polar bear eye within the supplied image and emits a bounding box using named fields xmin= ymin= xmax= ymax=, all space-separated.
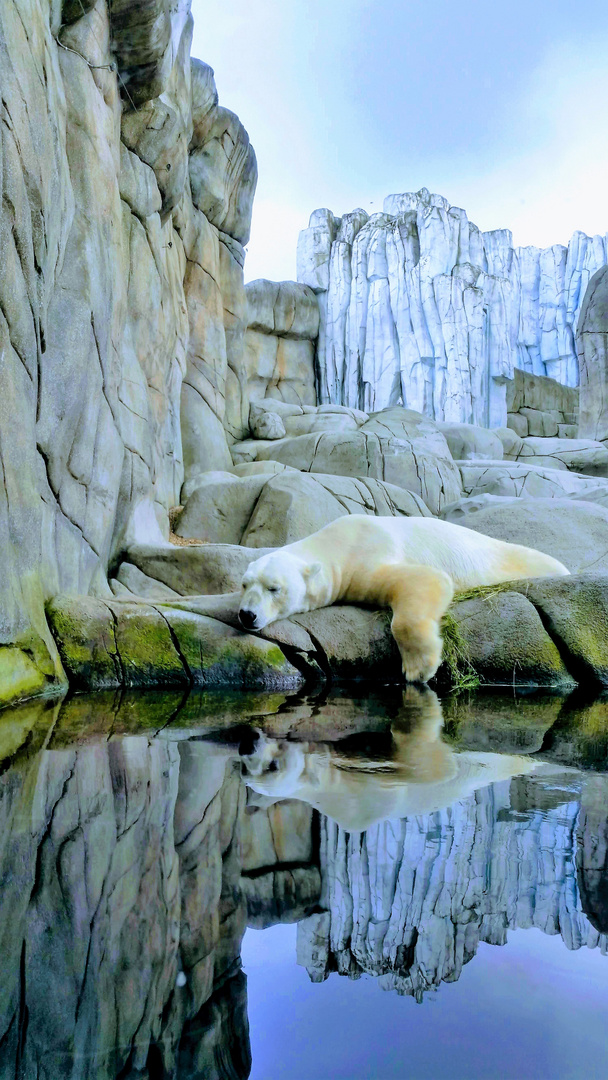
xmin=267 ymin=585 xmax=280 ymax=594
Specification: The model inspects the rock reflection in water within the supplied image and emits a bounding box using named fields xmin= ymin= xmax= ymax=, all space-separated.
xmin=0 ymin=713 xmax=250 ymax=1079
xmin=0 ymin=687 xmax=607 ymax=1077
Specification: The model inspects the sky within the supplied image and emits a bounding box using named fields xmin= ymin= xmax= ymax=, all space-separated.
xmin=191 ymin=1 xmax=608 ymax=283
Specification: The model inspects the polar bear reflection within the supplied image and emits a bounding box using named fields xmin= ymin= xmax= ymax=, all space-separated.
xmin=240 ymin=687 xmax=541 ymax=832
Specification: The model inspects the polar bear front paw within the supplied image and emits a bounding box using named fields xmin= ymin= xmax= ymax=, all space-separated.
xmin=401 ymin=648 xmax=441 ymax=684
xmin=394 ymin=620 xmax=443 ymax=684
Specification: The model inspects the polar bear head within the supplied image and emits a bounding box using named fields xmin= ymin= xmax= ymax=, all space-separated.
xmin=239 ymin=730 xmax=309 ymax=796
xmin=239 ymin=550 xmax=323 ymax=630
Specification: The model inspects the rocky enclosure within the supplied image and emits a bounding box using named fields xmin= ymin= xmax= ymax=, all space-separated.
xmin=3 ymin=0 xmax=608 ymax=707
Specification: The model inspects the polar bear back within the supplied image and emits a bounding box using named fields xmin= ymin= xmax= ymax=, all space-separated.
xmin=286 ymin=514 xmax=569 ymax=592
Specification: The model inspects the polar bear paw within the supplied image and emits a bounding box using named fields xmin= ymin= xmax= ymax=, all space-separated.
xmin=400 ymin=641 xmax=443 ymax=683
xmin=392 ymin=616 xmax=444 ymax=684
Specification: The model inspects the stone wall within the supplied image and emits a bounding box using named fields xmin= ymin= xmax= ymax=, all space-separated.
xmin=0 ymin=0 xmax=256 ymax=704
xmin=506 ymin=368 xmax=579 ymax=439
xmin=297 ymin=187 xmax=607 ymax=428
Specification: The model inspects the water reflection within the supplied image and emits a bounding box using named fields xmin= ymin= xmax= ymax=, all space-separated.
xmin=0 ymin=687 xmax=606 ymax=1077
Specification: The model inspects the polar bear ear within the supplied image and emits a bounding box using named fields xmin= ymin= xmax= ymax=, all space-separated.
xmin=303 ymin=561 xmax=323 ymax=581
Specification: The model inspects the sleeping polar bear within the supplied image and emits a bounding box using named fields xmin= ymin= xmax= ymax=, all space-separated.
xmin=239 ymin=514 xmax=569 ymax=682
xmin=240 ymin=687 xmax=544 ymax=832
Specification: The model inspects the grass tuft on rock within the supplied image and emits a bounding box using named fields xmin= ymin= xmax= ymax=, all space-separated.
xmin=439 ymin=611 xmax=480 ymax=692
xmin=454 ymin=581 xmax=518 ymax=604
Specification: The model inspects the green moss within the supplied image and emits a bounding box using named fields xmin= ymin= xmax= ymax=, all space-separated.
xmin=115 ymin=605 xmax=189 ymax=686
xmin=0 ymin=625 xmax=64 ymax=707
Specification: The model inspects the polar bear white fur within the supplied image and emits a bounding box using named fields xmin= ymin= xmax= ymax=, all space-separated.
xmin=240 ymin=687 xmax=543 ymax=831
xmin=239 ymin=514 xmax=569 ymax=682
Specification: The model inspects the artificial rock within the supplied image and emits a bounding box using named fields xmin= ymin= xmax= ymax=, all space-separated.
xmin=242 ymin=280 xmax=319 ymax=408
xmin=236 ymin=406 xmax=462 ymax=516
xmin=0 ymin=0 xmax=261 ymax=703
xmin=453 ymin=498 xmax=608 ymax=573
xmin=298 ymin=187 xmax=606 ymax=427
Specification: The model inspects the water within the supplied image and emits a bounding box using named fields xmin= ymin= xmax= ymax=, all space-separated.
xmin=1 ymin=685 xmax=608 ymax=1079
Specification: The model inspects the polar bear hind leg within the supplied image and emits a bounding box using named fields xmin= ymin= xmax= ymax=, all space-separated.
xmin=363 ymin=564 xmax=455 ymax=683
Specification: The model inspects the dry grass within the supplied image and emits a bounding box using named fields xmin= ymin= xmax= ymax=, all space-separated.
xmin=167 ymin=506 xmax=207 ymax=547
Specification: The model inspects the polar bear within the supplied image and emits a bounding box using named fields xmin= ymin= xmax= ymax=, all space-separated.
xmin=240 ymin=687 xmax=543 ymax=832
xmin=239 ymin=514 xmax=569 ymax=682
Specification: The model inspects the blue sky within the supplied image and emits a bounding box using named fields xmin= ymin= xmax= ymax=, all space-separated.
xmin=191 ymin=1 xmax=608 ymax=282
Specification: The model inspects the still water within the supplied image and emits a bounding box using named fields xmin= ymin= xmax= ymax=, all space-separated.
xmin=0 ymin=685 xmax=608 ymax=1079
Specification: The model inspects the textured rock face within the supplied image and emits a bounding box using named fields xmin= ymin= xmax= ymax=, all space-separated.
xmin=506 ymin=368 xmax=579 ymax=439
xmin=577 ymin=266 xmax=608 ymax=442
xmin=298 ymin=187 xmax=607 ymax=427
xmin=0 ymin=0 xmax=257 ymax=703
xmin=297 ymin=771 xmax=608 ymax=998
xmin=243 ymin=280 xmax=319 ymax=409
xmin=234 ymin=406 xmax=463 ymax=515
xmin=175 ymin=469 xmax=430 ymax=547
xmin=453 ymin=498 xmax=608 ymax=574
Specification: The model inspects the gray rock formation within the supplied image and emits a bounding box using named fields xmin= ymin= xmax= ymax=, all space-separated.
xmin=506 ymin=368 xmax=579 ymax=439
xmin=0 ymin=0 xmax=260 ymax=705
xmin=577 ymin=265 xmax=608 ymax=442
xmin=243 ymin=280 xmax=319 ymax=409
xmin=175 ymin=469 xmax=430 ymax=547
xmin=450 ymin=498 xmax=608 ymax=574
xmin=232 ymin=406 xmax=463 ymax=516
xmin=298 ymin=188 xmax=607 ymax=427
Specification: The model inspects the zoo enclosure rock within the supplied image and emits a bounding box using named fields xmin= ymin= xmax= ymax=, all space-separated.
xmin=0 ymin=0 xmax=260 ymax=705
xmin=175 ymin=469 xmax=430 ymax=547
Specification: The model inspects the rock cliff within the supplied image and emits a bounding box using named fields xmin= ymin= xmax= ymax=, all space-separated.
xmin=298 ymin=188 xmax=608 ymax=428
xmin=0 ymin=0 xmax=258 ymax=703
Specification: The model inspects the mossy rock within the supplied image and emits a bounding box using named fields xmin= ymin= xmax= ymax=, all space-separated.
xmin=524 ymin=574 xmax=608 ymax=688
xmin=46 ymin=596 xmax=303 ymax=693
xmin=446 ymin=591 xmax=575 ymax=689
xmin=157 ymin=608 xmax=304 ymax=690
xmin=46 ymin=597 xmax=122 ymax=690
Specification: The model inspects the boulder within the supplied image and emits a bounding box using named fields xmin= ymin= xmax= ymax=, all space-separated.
xmin=449 ymin=592 xmax=574 ymax=688
xmin=453 ymin=499 xmax=608 ymax=573
xmin=241 ymin=472 xmax=430 ymax=547
xmin=176 ymin=470 xmax=429 ymax=547
xmin=46 ymin=596 xmax=303 ymax=691
xmin=124 ymin=543 xmax=273 ymax=595
xmin=491 ymin=427 xmax=521 ymax=456
xmin=436 ymin=423 xmax=504 ymax=461
xmin=524 ymin=574 xmax=608 ymax=688
xmin=176 ymin=474 xmax=270 ymax=544
xmin=458 ymin=461 xmax=608 ymax=500
xmin=515 ymin=437 xmax=608 ymax=477
xmin=250 ymin=411 xmax=287 ymax=440
xmin=249 ymin=407 xmax=462 ymax=515
xmin=293 ymin=607 xmax=401 ymax=682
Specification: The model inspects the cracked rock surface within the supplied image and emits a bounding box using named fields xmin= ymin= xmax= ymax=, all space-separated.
xmin=0 ymin=0 xmax=258 ymax=705
xmin=298 ymin=187 xmax=608 ymax=427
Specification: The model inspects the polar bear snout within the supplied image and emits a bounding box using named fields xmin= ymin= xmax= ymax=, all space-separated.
xmin=238 ymin=607 xmax=258 ymax=630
